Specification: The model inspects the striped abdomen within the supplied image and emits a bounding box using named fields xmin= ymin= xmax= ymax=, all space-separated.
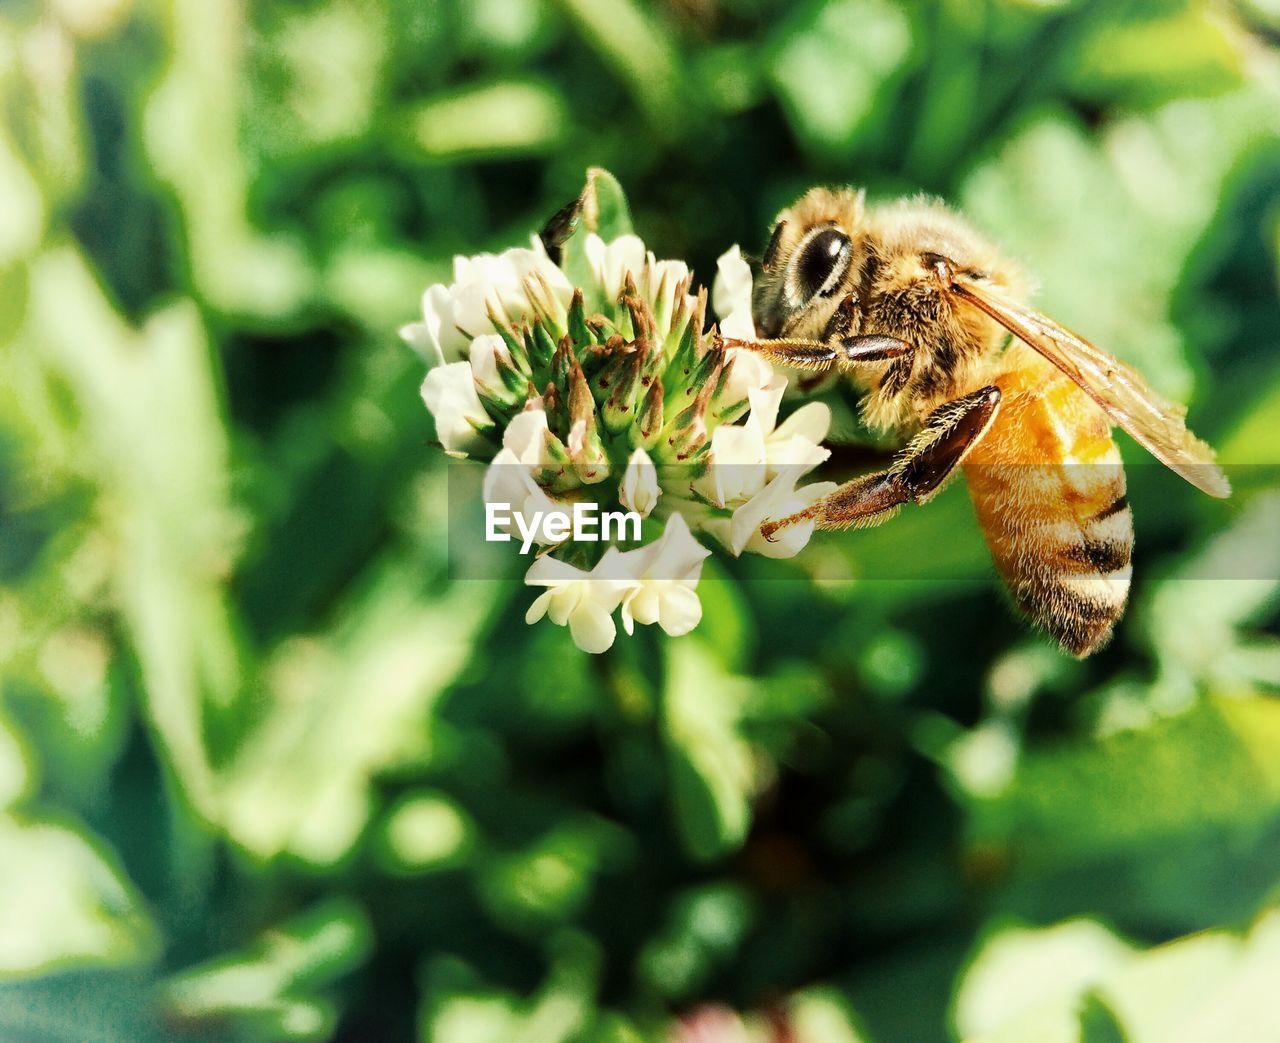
xmin=962 ymin=356 xmax=1133 ymax=657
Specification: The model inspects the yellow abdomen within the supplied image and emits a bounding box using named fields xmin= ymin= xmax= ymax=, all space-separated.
xmin=962 ymin=353 xmax=1133 ymax=656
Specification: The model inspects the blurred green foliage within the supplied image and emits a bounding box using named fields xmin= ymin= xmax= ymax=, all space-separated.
xmin=2 ymin=0 xmax=1280 ymax=1039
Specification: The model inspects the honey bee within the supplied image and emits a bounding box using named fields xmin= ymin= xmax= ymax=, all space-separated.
xmin=725 ymin=187 xmax=1229 ymax=656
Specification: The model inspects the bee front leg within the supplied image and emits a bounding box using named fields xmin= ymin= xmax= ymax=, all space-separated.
xmin=760 ymin=385 xmax=1002 ymax=540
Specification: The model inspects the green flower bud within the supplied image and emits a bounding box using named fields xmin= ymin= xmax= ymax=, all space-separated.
xmin=633 ymin=379 xmax=665 ymax=451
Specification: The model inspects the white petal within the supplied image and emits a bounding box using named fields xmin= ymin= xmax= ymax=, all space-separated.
xmin=764 ymin=434 xmax=830 ymax=479
xmin=421 ymin=362 xmax=490 ymax=455
xmin=729 ymin=467 xmax=837 ymax=557
xmin=657 ymin=584 xmax=702 ymax=636
xmin=503 ymin=408 xmax=551 ymax=466
xmin=486 ymin=452 xmax=562 ymax=543
xmin=451 ymin=281 xmax=504 ymax=341
xmin=771 ymin=400 xmax=832 ymax=446
xmin=719 ymin=309 xmax=757 ymax=340
xmin=746 ymin=373 xmax=788 ymax=435
xmin=635 ymin=513 xmax=710 ymax=581
xmin=587 ymin=233 xmax=647 ymax=299
xmin=525 ymin=552 xmax=593 ymax=587
xmin=623 ymin=585 xmax=661 ymax=627
xmin=522 ymin=236 xmax=576 ymax=303
xmin=619 ymin=448 xmax=660 ymax=517
xmin=546 ymin=587 xmax=580 ymax=626
xmin=525 ymin=589 xmax=554 ymax=625
xmin=401 ymin=283 xmax=459 ymax=367
xmin=712 ymin=245 xmax=754 ymax=322
xmin=696 ymin=420 xmax=767 ymax=505
xmin=764 ymin=400 xmax=833 ymax=478
xmin=400 ymin=321 xmax=444 ymax=369
xmin=589 ymin=547 xmax=646 ymax=592
xmin=721 ymin=347 xmax=773 ymax=406
xmin=468 ymin=333 xmax=511 ymax=391
xmin=568 ymin=602 xmax=618 ymax=654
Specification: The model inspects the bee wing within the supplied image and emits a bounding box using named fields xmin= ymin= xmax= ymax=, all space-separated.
xmin=949 ymin=274 xmax=1230 ymax=498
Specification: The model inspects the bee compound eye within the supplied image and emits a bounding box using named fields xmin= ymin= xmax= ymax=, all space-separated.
xmin=792 ymin=227 xmax=853 ymax=304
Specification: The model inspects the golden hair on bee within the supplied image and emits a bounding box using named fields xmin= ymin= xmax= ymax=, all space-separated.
xmin=729 ymin=186 xmax=1228 ymax=657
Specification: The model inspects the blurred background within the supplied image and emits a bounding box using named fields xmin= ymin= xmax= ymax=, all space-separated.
xmin=2 ymin=0 xmax=1280 ymax=1040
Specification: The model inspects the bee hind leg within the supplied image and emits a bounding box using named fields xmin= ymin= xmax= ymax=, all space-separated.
xmin=760 ymin=385 xmax=1002 ymax=540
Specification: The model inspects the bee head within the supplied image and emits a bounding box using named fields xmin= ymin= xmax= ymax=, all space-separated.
xmin=752 ymin=187 xmax=869 ymax=339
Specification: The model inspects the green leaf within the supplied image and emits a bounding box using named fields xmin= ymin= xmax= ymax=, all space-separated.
xmin=1078 ymin=994 xmax=1128 ymax=1043
xmin=558 ymin=167 xmax=635 ymax=304
xmin=405 ymin=80 xmax=567 ymax=160
xmin=1099 ymin=908 xmax=1280 ymax=1042
xmin=1138 ymin=493 xmax=1280 ymax=696
xmin=0 ymin=711 xmax=34 ymax=810
xmin=691 ymin=559 xmax=754 ymax=673
xmin=419 ymin=932 xmax=601 ymax=1043
xmin=1063 ymin=6 xmax=1245 ymax=110
xmin=23 ymin=248 xmax=242 ymax=822
xmin=0 ymin=813 xmax=157 ymax=980
xmin=968 ymin=695 xmax=1280 ymax=861
xmin=221 ymin=573 xmax=493 ymax=865
xmin=638 ymin=884 xmax=754 ymax=999
xmin=962 ymin=82 xmax=1280 ymax=403
xmin=372 ymin=790 xmax=475 ymax=875
xmin=477 ymin=816 xmax=627 ymax=931
xmin=144 ymin=0 xmax=312 ymax=317
xmin=581 ymin=166 xmax=633 ymax=241
xmin=1221 ymin=374 xmax=1280 ymax=467
xmin=0 ymin=970 xmax=171 ymax=1042
xmin=554 ymin=0 xmax=683 ymax=132
xmin=661 ymin=641 xmax=756 ymax=862
xmin=0 ymin=124 xmax=45 ymax=265
xmin=162 ymin=898 xmax=371 ymax=1042
xmin=769 ymin=0 xmax=914 ymax=157
xmin=787 ymin=988 xmax=874 ymax=1043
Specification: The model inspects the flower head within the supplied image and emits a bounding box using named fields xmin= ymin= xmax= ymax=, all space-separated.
xmin=406 ymin=170 xmax=836 ymax=651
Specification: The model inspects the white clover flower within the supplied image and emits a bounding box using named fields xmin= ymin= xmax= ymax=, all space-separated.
xmin=619 ymin=448 xmax=660 ymax=517
xmin=749 ymin=377 xmax=832 ymax=479
xmin=618 ymin=514 xmax=710 ymax=637
xmin=401 ymin=238 xmax=572 ymax=368
xmin=729 ymin=467 xmax=838 ymax=559
xmin=712 ymin=245 xmax=755 ymax=335
xmin=697 ymin=421 xmax=768 ymax=507
xmin=584 ymin=233 xmax=647 ymax=301
xmin=420 ymin=362 xmax=493 ymax=456
xmin=647 ymin=259 xmax=693 ymax=340
xmin=482 ymin=448 xmax=565 ymax=547
xmin=406 ymin=172 xmax=841 ymax=652
xmin=401 ymin=284 xmax=458 ymax=368
xmin=524 ymin=550 xmax=638 ymax=653
xmin=503 ymin=407 xmax=552 ymax=466
xmin=694 ymin=374 xmax=831 ymax=507
xmin=468 ymin=333 xmax=514 ymax=395
xmin=721 ymin=346 xmax=775 ymax=406
xmin=712 ymin=245 xmax=775 ymax=405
